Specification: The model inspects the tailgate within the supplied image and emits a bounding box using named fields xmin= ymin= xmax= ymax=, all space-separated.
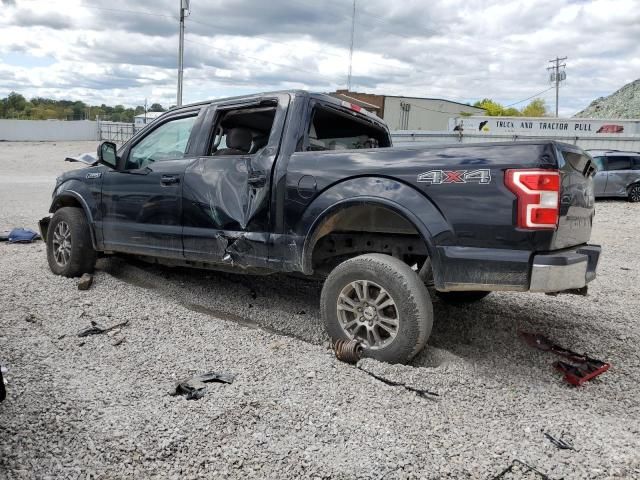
xmin=552 ymin=145 xmax=596 ymax=249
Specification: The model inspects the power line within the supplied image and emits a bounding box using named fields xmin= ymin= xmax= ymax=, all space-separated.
xmin=504 ymin=87 xmax=555 ymax=107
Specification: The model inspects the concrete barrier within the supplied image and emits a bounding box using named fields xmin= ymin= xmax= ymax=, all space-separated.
xmin=391 ymin=131 xmax=640 ymax=151
xmin=0 ymin=119 xmax=98 ymax=141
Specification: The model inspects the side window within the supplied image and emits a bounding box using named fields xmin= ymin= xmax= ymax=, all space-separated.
xmin=606 ymin=156 xmax=632 ymax=171
xmin=632 ymin=156 xmax=640 ymax=170
xmin=209 ymin=104 xmax=276 ymax=156
xmin=301 ymin=105 xmax=391 ymax=152
xmin=592 ymin=156 xmax=605 ymax=172
xmin=127 ymin=115 xmax=197 ymax=169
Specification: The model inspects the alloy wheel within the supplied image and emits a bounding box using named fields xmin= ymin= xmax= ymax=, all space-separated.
xmin=336 ymin=280 xmax=399 ymax=349
xmin=52 ymin=221 xmax=72 ymax=267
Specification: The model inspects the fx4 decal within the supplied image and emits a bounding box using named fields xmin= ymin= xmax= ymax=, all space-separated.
xmin=417 ymin=169 xmax=491 ymax=185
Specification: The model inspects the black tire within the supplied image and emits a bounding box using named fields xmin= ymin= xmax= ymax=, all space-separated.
xmin=321 ymin=253 xmax=433 ymax=364
xmin=628 ymin=184 xmax=640 ymax=203
xmin=436 ymin=290 xmax=491 ymax=304
xmin=46 ymin=207 xmax=96 ymax=277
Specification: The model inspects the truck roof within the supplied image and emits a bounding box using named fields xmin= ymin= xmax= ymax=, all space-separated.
xmin=174 ymin=90 xmax=385 ymax=123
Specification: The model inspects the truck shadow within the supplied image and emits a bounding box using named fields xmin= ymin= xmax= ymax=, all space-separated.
xmin=100 ymin=257 xmax=621 ymax=385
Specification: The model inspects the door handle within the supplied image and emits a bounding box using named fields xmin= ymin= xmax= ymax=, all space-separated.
xmin=247 ymin=171 xmax=266 ymax=188
xmin=160 ymin=175 xmax=180 ymax=186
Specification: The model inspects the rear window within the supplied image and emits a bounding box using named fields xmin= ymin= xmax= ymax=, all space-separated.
xmin=606 ymin=156 xmax=632 ymax=171
xmin=303 ymin=105 xmax=390 ymax=152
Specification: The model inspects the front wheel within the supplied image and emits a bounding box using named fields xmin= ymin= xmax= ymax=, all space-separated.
xmin=628 ymin=184 xmax=640 ymax=203
xmin=321 ymin=254 xmax=433 ymax=364
xmin=46 ymin=207 xmax=96 ymax=277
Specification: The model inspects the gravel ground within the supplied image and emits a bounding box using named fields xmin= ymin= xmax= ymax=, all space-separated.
xmin=1 ymin=141 xmax=639 ymax=479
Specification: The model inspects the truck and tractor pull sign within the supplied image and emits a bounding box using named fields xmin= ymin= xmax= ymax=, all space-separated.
xmin=417 ymin=169 xmax=492 ymax=185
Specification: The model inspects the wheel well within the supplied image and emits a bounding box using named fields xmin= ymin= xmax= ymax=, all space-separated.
xmin=49 ymin=195 xmax=97 ymax=249
xmin=51 ymin=195 xmax=83 ymax=213
xmin=308 ymin=204 xmax=429 ymax=276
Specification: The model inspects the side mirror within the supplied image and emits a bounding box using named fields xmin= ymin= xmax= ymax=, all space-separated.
xmin=97 ymin=141 xmax=118 ymax=169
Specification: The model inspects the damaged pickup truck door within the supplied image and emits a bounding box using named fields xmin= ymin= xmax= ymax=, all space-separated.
xmin=101 ymin=112 xmax=200 ymax=257
xmin=182 ymin=96 xmax=289 ymax=266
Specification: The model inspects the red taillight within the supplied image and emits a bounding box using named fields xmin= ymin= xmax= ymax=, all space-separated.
xmin=505 ymin=169 xmax=560 ymax=230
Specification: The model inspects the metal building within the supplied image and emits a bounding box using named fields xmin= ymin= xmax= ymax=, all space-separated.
xmin=330 ymin=90 xmax=485 ymax=130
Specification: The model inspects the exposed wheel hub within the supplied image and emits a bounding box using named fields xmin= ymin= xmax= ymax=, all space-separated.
xmin=336 ymin=280 xmax=399 ymax=350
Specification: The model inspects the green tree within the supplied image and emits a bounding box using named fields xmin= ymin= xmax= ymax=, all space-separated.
xmin=521 ymin=98 xmax=547 ymax=117
xmin=6 ymin=91 xmax=27 ymax=112
xmin=503 ymin=107 xmax=522 ymax=117
xmin=473 ymin=98 xmax=506 ymax=116
xmin=149 ymin=103 xmax=165 ymax=112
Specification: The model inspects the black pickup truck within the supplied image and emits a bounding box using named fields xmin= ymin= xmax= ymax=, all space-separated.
xmin=41 ymin=90 xmax=601 ymax=363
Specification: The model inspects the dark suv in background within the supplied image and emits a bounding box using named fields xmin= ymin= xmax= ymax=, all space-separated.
xmin=588 ymin=149 xmax=640 ymax=202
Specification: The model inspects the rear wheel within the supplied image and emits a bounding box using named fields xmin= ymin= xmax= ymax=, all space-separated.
xmin=321 ymin=253 xmax=433 ymax=364
xmin=628 ymin=184 xmax=640 ymax=203
xmin=46 ymin=207 xmax=96 ymax=277
xmin=436 ymin=290 xmax=491 ymax=304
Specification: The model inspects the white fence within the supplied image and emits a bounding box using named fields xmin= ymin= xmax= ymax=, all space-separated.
xmin=391 ymin=131 xmax=640 ymax=152
xmin=2 ymin=117 xmax=639 ymax=152
xmin=98 ymin=121 xmax=143 ymax=142
xmin=0 ymin=119 xmax=98 ymax=141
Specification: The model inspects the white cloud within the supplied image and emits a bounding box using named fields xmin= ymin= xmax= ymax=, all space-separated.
xmin=0 ymin=0 xmax=638 ymax=115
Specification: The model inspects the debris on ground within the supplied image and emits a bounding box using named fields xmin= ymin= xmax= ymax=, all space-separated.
xmin=2 ymin=228 xmax=41 ymax=244
xmin=333 ymin=338 xmax=363 ymax=364
xmin=0 ymin=365 xmax=6 ymax=402
xmin=333 ymin=339 xmax=438 ymax=399
xmin=77 ymin=319 xmax=129 ymax=338
xmin=23 ymin=313 xmax=38 ymax=323
xmin=492 ymin=459 xmax=554 ymax=479
xmin=111 ymin=337 xmax=126 ymax=347
xmin=171 ymin=371 xmax=236 ymax=400
xmin=357 ymin=364 xmax=439 ymax=400
xmin=519 ymin=331 xmax=610 ymax=386
xmin=77 ymin=273 xmax=93 ymax=291
xmin=544 ymin=432 xmax=575 ymax=451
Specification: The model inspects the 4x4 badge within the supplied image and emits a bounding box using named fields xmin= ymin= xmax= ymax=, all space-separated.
xmin=417 ymin=169 xmax=491 ymax=185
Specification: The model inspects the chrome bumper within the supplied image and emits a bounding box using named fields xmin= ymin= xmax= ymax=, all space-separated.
xmin=529 ymin=245 xmax=601 ymax=293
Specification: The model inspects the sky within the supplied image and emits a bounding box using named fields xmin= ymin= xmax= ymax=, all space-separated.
xmin=0 ymin=0 xmax=638 ymax=116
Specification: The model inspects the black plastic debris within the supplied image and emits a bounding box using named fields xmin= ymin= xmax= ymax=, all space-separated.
xmin=492 ymin=459 xmax=554 ymax=479
xmin=544 ymin=432 xmax=575 ymax=451
xmin=171 ymin=371 xmax=236 ymax=400
xmin=357 ymin=365 xmax=439 ymax=400
xmin=77 ymin=320 xmax=129 ymax=337
xmin=0 ymin=366 xmax=6 ymax=403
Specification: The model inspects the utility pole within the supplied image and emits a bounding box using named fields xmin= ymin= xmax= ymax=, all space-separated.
xmin=144 ymin=98 xmax=148 ymax=125
xmin=547 ymin=56 xmax=567 ymax=117
xmin=177 ymin=0 xmax=190 ymax=107
xmin=347 ymin=0 xmax=356 ymax=91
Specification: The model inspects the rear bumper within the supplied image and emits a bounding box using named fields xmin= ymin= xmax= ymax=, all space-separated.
xmin=529 ymin=245 xmax=601 ymax=292
xmin=436 ymin=244 xmax=601 ymax=293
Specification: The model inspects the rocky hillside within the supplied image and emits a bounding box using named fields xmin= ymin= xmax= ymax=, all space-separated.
xmin=575 ymin=79 xmax=640 ymax=118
